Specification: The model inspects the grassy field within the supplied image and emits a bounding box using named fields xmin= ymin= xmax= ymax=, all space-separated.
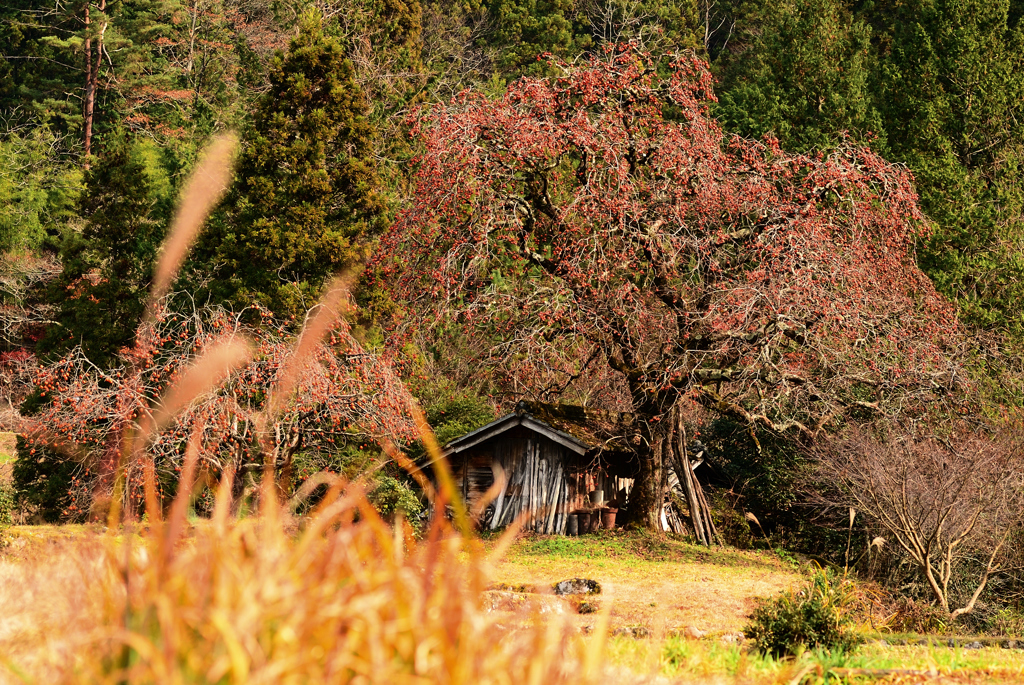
xmin=3 ymin=522 xmax=1024 ymax=683
xmin=488 ymin=532 xmax=802 ymax=636
xmin=486 ymin=531 xmax=1024 ymax=683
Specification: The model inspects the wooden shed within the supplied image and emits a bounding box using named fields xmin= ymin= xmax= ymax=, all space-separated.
xmin=442 ymin=405 xmax=637 ymax=533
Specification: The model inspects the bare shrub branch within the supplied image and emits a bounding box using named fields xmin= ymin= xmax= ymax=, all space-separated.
xmin=815 ymin=424 xmax=1024 ymax=619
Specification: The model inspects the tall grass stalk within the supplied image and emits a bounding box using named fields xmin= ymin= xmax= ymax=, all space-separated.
xmin=0 ymin=133 xmax=599 ymax=684
xmin=88 ymin=477 xmax=585 ymax=683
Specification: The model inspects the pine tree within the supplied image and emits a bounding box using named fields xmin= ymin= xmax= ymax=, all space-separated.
xmin=38 ymin=132 xmax=165 ymax=365
xmin=196 ymin=14 xmax=385 ymax=319
xmin=868 ymin=0 xmax=1024 ymax=338
xmin=713 ymin=0 xmax=881 ymax=151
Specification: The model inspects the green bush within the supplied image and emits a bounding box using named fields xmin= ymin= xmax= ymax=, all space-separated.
xmin=745 ymin=567 xmax=859 ymax=657
xmin=0 ymin=482 xmax=15 ymax=529
xmin=368 ymin=475 xmax=423 ymax=525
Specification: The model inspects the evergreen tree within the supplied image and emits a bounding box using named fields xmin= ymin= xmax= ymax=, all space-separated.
xmin=38 ymin=132 xmax=167 ymax=365
xmin=868 ymin=0 xmax=1024 ymax=338
xmin=482 ymin=0 xmax=703 ymax=78
xmin=715 ymin=0 xmax=1024 ymax=347
xmin=485 ymin=0 xmax=592 ymax=76
xmin=195 ymin=14 xmax=386 ymax=319
xmin=0 ymin=0 xmax=89 ymax=135
xmin=0 ymin=127 xmax=82 ymax=253
xmin=714 ymin=0 xmax=881 ymax=151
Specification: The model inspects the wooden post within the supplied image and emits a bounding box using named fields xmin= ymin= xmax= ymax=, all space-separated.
xmin=489 ymin=459 xmax=509 ymax=530
xmin=545 ymin=463 xmax=561 ymax=533
xmin=671 ymin=407 xmax=718 ymax=545
xmin=672 ymin=412 xmax=707 ymax=545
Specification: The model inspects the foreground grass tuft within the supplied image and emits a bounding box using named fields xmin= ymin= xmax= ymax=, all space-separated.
xmin=0 ymin=483 xmax=597 ymax=684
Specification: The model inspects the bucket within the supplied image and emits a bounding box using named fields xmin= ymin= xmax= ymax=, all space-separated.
xmin=589 ymin=490 xmax=605 ymax=506
xmin=576 ymin=511 xmax=590 ymax=534
xmin=567 ymin=513 xmax=579 ymax=536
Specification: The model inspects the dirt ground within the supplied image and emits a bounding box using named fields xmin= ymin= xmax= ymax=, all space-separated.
xmin=486 ymin=532 xmax=803 ymax=636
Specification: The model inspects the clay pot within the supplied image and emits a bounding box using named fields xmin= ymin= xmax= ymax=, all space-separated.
xmin=601 ymin=508 xmax=618 ymax=530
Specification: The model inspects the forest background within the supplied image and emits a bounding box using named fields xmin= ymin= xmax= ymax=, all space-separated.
xmin=3 ymin=0 xmax=1024 ymax=630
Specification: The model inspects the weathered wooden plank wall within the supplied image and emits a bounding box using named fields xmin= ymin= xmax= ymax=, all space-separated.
xmin=452 ymin=429 xmax=635 ymax=534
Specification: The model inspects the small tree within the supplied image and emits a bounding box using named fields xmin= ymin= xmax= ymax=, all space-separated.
xmin=18 ymin=299 xmax=416 ymax=519
xmin=816 ymin=426 xmax=1024 ymax=619
xmin=196 ymin=13 xmax=386 ymax=318
xmin=39 ymin=131 xmax=167 ymax=367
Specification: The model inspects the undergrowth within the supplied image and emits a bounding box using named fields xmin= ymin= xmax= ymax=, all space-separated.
xmin=745 ymin=567 xmax=860 ymax=658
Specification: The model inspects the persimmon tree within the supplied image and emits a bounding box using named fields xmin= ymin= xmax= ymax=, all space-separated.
xmin=371 ymin=45 xmax=970 ymax=530
xmin=0 ymin=253 xmax=59 ymax=408
xmin=17 ymin=299 xmax=415 ymax=519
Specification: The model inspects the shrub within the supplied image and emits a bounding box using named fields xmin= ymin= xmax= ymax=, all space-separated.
xmin=745 ymin=567 xmax=859 ymax=657
xmin=0 ymin=481 xmax=14 ymax=530
xmin=368 ymin=474 xmax=424 ymax=523
xmin=885 ymin=596 xmax=951 ymax=635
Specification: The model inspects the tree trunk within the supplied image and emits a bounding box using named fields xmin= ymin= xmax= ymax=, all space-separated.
xmin=629 ymin=428 xmax=665 ymax=530
xmin=627 ymin=404 xmax=719 ymax=543
xmin=83 ymin=0 xmax=106 ymax=167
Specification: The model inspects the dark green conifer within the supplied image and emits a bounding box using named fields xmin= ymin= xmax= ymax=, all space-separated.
xmin=714 ymin=0 xmax=881 ymax=150
xmin=868 ymin=0 xmax=1024 ymax=338
xmin=197 ymin=14 xmax=385 ymax=319
xmin=38 ymin=132 xmax=164 ymax=366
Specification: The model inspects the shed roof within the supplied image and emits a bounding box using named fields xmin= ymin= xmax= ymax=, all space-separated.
xmin=442 ymin=411 xmax=591 ymax=457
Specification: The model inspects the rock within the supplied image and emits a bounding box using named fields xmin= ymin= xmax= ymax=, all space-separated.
xmin=719 ymin=632 xmax=743 ymax=645
xmin=965 ymin=641 xmax=983 ymax=650
xmin=612 ymin=625 xmax=652 ymax=638
xmin=682 ymin=625 xmax=704 ymax=639
xmin=570 ymin=597 xmax=600 ymax=614
xmin=553 ymin=578 xmax=601 ymax=595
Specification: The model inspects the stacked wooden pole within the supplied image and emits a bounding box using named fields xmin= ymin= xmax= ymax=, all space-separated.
xmin=670 ymin=406 xmax=719 ymax=545
xmin=485 ymin=439 xmax=574 ymax=534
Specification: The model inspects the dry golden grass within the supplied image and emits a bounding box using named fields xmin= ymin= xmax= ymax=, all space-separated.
xmin=0 ymin=481 xmax=604 ymax=684
xmin=0 ymin=532 xmax=111 ymax=682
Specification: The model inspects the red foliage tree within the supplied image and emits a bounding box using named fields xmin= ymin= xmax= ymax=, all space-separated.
xmin=20 ymin=299 xmax=415 ymax=519
xmin=371 ymin=45 xmax=970 ymax=529
xmin=0 ymin=253 xmax=59 ymax=409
